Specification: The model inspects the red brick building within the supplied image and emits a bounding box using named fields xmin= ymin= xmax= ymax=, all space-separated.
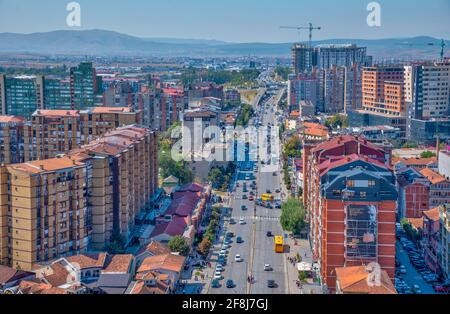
xmin=303 ymin=135 xmax=398 ymax=292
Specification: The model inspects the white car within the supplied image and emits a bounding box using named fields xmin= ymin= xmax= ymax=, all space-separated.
xmin=216 ymin=265 xmax=224 ymax=272
xmin=235 ymin=254 xmax=243 ymax=262
xmin=264 ymin=264 xmax=273 ymax=271
xmin=214 ymin=273 xmax=223 ymax=280
xmin=219 ymin=249 xmax=227 ymax=256
xmin=239 ymin=218 xmax=246 ymax=225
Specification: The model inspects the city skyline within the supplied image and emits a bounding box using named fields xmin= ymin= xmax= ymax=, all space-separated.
xmin=0 ymin=0 xmax=449 ymax=43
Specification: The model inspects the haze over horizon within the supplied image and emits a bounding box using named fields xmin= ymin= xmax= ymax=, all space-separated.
xmin=0 ymin=0 xmax=449 ymax=43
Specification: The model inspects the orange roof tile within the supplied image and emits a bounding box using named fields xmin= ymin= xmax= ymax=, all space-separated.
xmin=304 ymin=128 xmax=329 ymax=138
xmin=407 ymin=218 xmax=424 ymax=230
xmin=420 ymin=168 xmax=447 ymax=185
xmin=34 ymin=110 xmax=81 ymax=118
xmin=91 ymin=107 xmax=133 ymax=114
xmin=0 ymin=115 xmax=26 ymax=123
xmin=66 ymin=253 xmax=108 ymax=270
xmin=423 ymin=207 xmax=440 ymax=222
xmin=290 ymin=111 xmax=300 ymax=118
xmin=303 ymin=122 xmax=328 ymax=131
xmin=137 ymin=254 xmax=185 ymax=274
xmin=394 ymin=157 xmax=437 ymax=166
xmin=8 ymin=156 xmax=85 ymax=174
xmin=335 ymin=266 xmax=397 ymax=294
xmin=102 ymin=254 xmax=134 ymax=273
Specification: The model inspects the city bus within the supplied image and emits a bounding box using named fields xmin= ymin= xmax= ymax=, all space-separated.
xmin=261 ymin=194 xmax=274 ymax=202
xmin=274 ymin=236 xmax=284 ymax=253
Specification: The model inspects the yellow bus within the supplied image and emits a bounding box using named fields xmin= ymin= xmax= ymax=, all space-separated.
xmin=274 ymin=236 xmax=284 ymax=253
xmin=261 ymin=194 xmax=274 ymax=202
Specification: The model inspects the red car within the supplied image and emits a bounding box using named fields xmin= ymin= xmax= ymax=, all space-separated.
xmin=249 ymin=195 xmax=254 ymax=201
xmin=434 ymin=285 xmax=450 ymax=293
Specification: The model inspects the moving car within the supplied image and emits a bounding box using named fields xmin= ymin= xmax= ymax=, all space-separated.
xmin=229 ymin=218 xmax=236 ymax=225
xmin=241 ymin=205 xmax=248 ymax=211
xmin=266 ymin=231 xmax=273 ymax=237
xmin=264 ymin=264 xmax=273 ymax=271
xmin=240 ymin=218 xmax=246 ymax=225
xmin=267 ymin=280 xmax=276 ymax=288
xmin=226 ymin=280 xmax=235 ymax=289
xmin=236 ymin=237 xmax=243 ymax=244
xmin=249 ymin=195 xmax=254 ymax=201
xmin=235 ymin=254 xmax=243 ymax=262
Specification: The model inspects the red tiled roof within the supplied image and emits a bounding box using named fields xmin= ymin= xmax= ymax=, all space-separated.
xmin=102 ymin=255 xmax=134 ymax=274
xmin=151 ymin=217 xmax=188 ymax=238
xmin=318 ymin=154 xmax=388 ymax=175
xmin=420 ymin=168 xmax=447 ymax=185
xmin=0 ymin=116 xmax=26 ymax=123
xmin=136 ymin=241 xmax=171 ymax=257
xmin=8 ymin=156 xmax=84 ymax=174
xmin=137 ymin=254 xmax=185 ymax=274
xmin=67 ymin=253 xmax=107 ymax=269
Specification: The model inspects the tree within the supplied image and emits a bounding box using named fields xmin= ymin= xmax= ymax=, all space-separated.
xmin=106 ymin=230 xmax=126 ymax=254
xmin=325 ymin=114 xmax=349 ymax=129
xmin=198 ymin=237 xmax=212 ymax=256
xmin=281 ymin=198 xmax=306 ymax=235
xmin=283 ymin=135 xmax=302 ymax=159
xmin=420 ymin=151 xmax=436 ymax=158
xmin=168 ymin=236 xmax=190 ymax=256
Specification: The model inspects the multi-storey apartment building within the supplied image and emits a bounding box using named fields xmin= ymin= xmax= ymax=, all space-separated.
xmin=303 ymin=135 xmax=397 ymax=292
xmin=160 ymin=88 xmax=186 ymax=132
xmin=70 ymin=62 xmax=103 ymax=110
xmin=315 ymin=44 xmax=370 ymax=69
xmin=43 ymin=77 xmax=72 ymax=110
xmin=23 ymin=107 xmax=142 ymax=161
xmin=0 ymin=116 xmax=26 ymax=164
xmin=69 ymin=125 xmax=158 ymax=250
xmin=0 ymin=74 xmax=45 ymax=118
xmin=362 ymin=66 xmax=406 ymax=117
xmin=439 ymin=204 xmax=450 ymax=280
xmin=420 ymin=168 xmax=450 ymax=208
xmin=0 ymin=157 xmax=89 ymax=271
xmin=288 ymin=73 xmax=319 ymax=112
xmin=408 ymin=61 xmax=450 ymax=144
xmin=410 ymin=61 xmax=450 ymax=121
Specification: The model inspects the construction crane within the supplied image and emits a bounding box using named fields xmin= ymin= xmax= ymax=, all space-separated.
xmin=280 ymin=23 xmax=322 ymax=48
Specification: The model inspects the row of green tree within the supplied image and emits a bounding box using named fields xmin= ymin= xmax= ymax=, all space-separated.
xmin=198 ymin=206 xmax=223 ymax=256
xmin=181 ymin=68 xmax=261 ymax=86
xmin=158 ymin=122 xmax=195 ymax=184
xmin=236 ymin=104 xmax=255 ymax=127
xmin=208 ymin=163 xmax=236 ymax=191
xmin=280 ymin=198 xmax=306 ymax=235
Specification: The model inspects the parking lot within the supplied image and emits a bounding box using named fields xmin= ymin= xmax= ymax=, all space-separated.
xmin=395 ymin=232 xmax=448 ymax=294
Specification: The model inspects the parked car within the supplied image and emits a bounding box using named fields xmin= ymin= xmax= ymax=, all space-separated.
xmin=212 ymin=279 xmax=221 ymax=288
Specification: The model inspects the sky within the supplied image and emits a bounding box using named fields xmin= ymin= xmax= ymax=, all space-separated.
xmin=0 ymin=0 xmax=449 ymax=43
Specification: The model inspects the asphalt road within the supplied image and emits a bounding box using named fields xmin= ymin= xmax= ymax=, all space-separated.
xmin=209 ymin=91 xmax=287 ymax=294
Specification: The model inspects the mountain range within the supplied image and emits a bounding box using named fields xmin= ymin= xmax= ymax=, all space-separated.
xmin=0 ymin=29 xmax=447 ymax=59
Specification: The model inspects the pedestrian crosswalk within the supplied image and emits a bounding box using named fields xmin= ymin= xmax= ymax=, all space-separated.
xmin=231 ymin=215 xmax=280 ymax=222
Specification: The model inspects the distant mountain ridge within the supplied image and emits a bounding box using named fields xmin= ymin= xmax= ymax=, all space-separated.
xmin=0 ymin=30 xmax=447 ymax=59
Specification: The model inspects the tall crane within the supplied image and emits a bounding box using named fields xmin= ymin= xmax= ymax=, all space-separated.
xmin=280 ymin=23 xmax=322 ymax=48
xmin=441 ymin=39 xmax=446 ymax=61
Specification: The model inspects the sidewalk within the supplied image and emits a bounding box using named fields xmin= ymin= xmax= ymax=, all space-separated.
xmin=284 ymin=236 xmax=323 ymax=295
